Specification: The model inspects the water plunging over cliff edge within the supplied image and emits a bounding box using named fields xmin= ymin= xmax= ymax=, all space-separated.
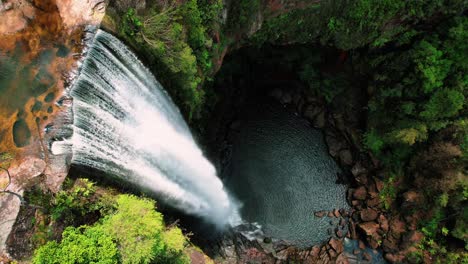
xmin=52 ymin=30 xmax=240 ymax=227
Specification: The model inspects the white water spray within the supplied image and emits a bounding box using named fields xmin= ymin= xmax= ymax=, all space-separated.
xmin=53 ymin=30 xmax=240 ymax=227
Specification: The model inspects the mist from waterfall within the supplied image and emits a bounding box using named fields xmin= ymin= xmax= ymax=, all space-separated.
xmin=53 ymin=30 xmax=240 ymax=227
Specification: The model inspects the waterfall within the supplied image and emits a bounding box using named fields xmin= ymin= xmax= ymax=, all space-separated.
xmin=52 ymin=30 xmax=240 ymax=227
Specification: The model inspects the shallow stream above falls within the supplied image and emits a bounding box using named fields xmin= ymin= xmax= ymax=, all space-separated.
xmin=224 ymin=99 xmax=349 ymax=248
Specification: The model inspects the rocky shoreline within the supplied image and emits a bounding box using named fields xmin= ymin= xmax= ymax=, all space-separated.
xmin=206 ymin=82 xmax=426 ymax=263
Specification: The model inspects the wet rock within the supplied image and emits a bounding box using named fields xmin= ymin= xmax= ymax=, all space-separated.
xmin=313 ymin=111 xmax=326 ymax=128
xmin=326 ymin=135 xmax=344 ymax=157
xmin=292 ymin=92 xmax=302 ymax=105
xmin=389 ymin=218 xmax=406 ymax=239
xmin=357 ymin=222 xmax=379 ymax=236
xmin=336 ymin=229 xmax=344 ymax=238
xmin=355 ymin=174 xmax=368 ymax=185
xmin=339 ymin=149 xmax=353 ymax=166
xmin=351 ymin=162 xmax=367 ymax=177
xmin=280 ymin=92 xmax=292 ymax=104
xmin=314 ymin=211 xmax=326 ymax=218
xmin=401 ymin=231 xmax=424 ymax=249
xmin=360 ymin=208 xmax=379 ymax=222
xmin=310 ymin=246 xmax=320 ymax=257
xmin=353 ymin=186 xmax=367 ymax=200
xmin=363 ymin=252 xmax=372 ymax=261
xmin=378 ymin=215 xmax=389 ymax=233
xmin=402 ymin=191 xmax=424 ymax=207
xmin=366 ymin=197 xmax=382 ymax=208
xmin=368 ymin=234 xmax=382 ymax=249
xmin=339 ymin=218 xmax=346 ymax=227
xmin=385 ymin=253 xmax=405 ymax=263
xmin=328 ymin=211 xmax=334 ymax=218
xmin=335 ymin=253 xmax=349 ymax=264
xmin=302 ymin=104 xmax=322 ymax=121
xmin=359 ymin=240 xmax=366 ymax=250
xmin=349 ymin=220 xmax=357 ymax=239
xmin=13 ymin=158 xmax=46 ymax=188
xmin=333 ymin=209 xmax=341 ymax=218
xmin=374 ymin=177 xmax=385 ymax=192
xmin=328 ymin=238 xmax=344 ymax=254
xmin=382 ymin=236 xmax=399 ymax=253
xmin=351 ymin=200 xmax=362 ymax=208
xmin=339 ymin=208 xmax=348 ymax=217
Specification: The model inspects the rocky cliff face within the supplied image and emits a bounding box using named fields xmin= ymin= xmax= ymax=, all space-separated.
xmin=0 ymin=0 xmax=106 ymax=256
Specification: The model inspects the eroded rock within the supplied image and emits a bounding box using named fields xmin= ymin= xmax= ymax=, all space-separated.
xmin=360 ymin=208 xmax=378 ymax=222
xmin=357 ymin=221 xmax=379 ymax=236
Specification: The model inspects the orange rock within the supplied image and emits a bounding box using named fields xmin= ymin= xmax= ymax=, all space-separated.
xmin=360 ymin=208 xmax=379 ymax=221
xmin=389 ymin=218 xmax=406 ymax=239
xmin=353 ymin=186 xmax=367 ymax=200
xmin=328 ymin=238 xmax=344 ymax=254
xmin=358 ymin=221 xmax=379 ymax=236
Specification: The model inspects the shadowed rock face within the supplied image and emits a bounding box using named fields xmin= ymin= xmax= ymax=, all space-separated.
xmin=0 ymin=0 xmax=107 ymax=255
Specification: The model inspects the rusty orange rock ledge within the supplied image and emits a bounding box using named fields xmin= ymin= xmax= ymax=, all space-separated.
xmin=0 ymin=0 xmax=106 ymax=256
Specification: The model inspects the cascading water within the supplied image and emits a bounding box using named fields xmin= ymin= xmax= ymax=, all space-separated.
xmin=52 ymin=30 xmax=239 ymax=227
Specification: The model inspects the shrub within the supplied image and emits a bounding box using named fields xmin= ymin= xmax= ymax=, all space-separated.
xmin=32 ymin=226 xmax=119 ymax=264
xmin=33 ymin=194 xmax=190 ymax=264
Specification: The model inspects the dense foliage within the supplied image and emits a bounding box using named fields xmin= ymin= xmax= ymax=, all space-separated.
xmin=106 ymin=0 xmax=223 ymax=120
xmin=30 ymin=180 xmax=190 ymax=264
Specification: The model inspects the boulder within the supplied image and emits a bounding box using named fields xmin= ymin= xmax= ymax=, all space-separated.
xmin=382 ymin=236 xmax=399 ymax=253
xmin=333 ymin=209 xmax=341 ymax=218
xmin=374 ymin=178 xmax=385 ymax=192
xmin=314 ymin=211 xmax=326 ymax=218
xmin=401 ymin=231 xmax=424 ymax=249
xmin=335 ymin=253 xmax=349 ymax=264
xmin=310 ymin=246 xmax=320 ymax=257
xmin=402 ymin=191 xmax=424 ymax=207
xmin=385 ymin=253 xmax=405 ymax=263
xmin=378 ymin=215 xmax=389 ymax=233
xmin=351 ymin=162 xmax=367 ymax=177
xmin=328 ymin=238 xmax=344 ymax=254
xmin=302 ymin=104 xmax=322 ymax=121
xmin=357 ymin=221 xmax=379 ymax=236
xmin=360 ymin=208 xmax=379 ymax=222
xmin=280 ymin=92 xmax=292 ymax=104
xmin=339 ymin=208 xmax=348 ymax=217
xmin=336 ymin=229 xmax=344 ymax=238
xmin=363 ymin=252 xmax=372 ymax=261
xmin=368 ymin=234 xmax=382 ymax=249
xmin=366 ymin=197 xmax=382 ymax=208
xmin=313 ymin=111 xmax=326 ymax=129
xmin=352 ymin=186 xmax=367 ymax=200
xmin=358 ymin=240 xmax=366 ymax=250
xmin=389 ymin=218 xmax=406 ymax=239
xmin=326 ymin=135 xmax=344 ymax=157
xmin=339 ymin=149 xmax=353 ymax=166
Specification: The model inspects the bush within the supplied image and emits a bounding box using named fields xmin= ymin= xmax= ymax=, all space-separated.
xmin=32 ymin=226 xmax=119 ymax=264
xmin=32 ymin=194 xmax=190 ymax=264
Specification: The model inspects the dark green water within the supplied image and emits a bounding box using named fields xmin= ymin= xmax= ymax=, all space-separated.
xmin=225 ymin=100 xmax=349 ymax=247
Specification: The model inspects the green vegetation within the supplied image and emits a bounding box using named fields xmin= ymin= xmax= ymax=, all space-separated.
xmin=107 ymin=0 xmax=223 ymax=120
xmin=28 ymin=179 xmax=190 ymax=264
xmin=251 ymin=0 xmax=464 ymax=49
